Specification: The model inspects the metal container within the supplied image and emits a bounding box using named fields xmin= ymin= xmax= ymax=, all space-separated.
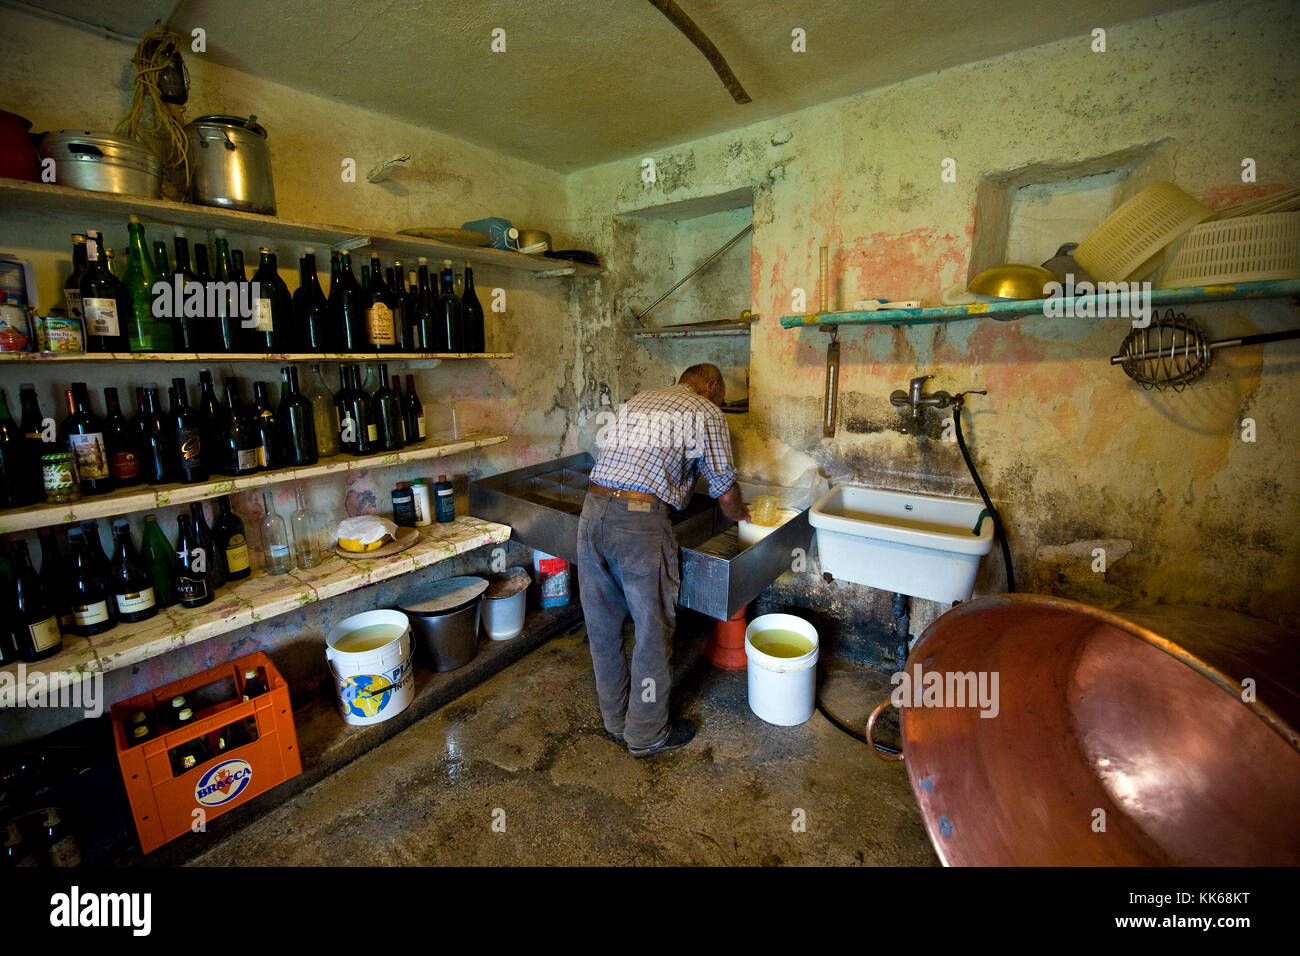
xmin=39 ymin=131 xmax=161 ymax=198
xmin=398 ymin=577 xmax=488 ymax=672
xmin=185 ymin=115 xmax=276 ymax=215
xmin=877 ymin=594 xmax=1300 ymax=865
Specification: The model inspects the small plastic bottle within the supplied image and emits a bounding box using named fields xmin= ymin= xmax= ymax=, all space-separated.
xmin=434 ymin=474 xmax=455 ymax=523
xmin=410 ymin=479 xmax=432 ymax=527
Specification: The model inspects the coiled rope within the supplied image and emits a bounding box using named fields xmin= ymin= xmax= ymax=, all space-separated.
xmin=115 ymin=28 xmax=189 ymax=196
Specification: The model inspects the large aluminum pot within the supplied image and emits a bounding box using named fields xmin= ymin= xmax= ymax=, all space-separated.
xmin=869 ymin=594 xmax=1300 ymax=865
xmin=39 ymin=130 xmax=161 ymax=198
xmin=185 ymin=114 xmax=276 ymax=214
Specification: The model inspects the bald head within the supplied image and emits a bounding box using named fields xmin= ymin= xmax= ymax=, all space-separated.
xmin=680 ymin=363 xmax=725 ymax=407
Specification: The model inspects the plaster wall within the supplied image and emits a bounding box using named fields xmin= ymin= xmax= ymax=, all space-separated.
xmin=567 ymin=0 xmax=1300 ymax=651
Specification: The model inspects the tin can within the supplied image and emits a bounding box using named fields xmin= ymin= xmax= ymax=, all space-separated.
xmin=39 ymin=315 xmax=84 ymax=354
xmin=0 ymin=293 xmax=31 ymax=351
xmin=42 ymin=452 xmax=81 ymax=503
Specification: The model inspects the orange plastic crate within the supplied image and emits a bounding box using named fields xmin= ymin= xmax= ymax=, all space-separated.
xmin=111 ymin=652 xmax=302 ymax=854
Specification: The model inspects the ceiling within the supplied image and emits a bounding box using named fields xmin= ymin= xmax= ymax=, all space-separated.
xmin=16 ymin=0 xmax=1207 ymax=172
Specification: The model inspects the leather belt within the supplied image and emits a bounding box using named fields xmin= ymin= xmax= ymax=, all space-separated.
xmin=588 ymin=483 xmax=660 ymax=504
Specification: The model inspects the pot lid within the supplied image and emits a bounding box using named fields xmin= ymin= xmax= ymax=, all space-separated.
xmin=188 ymin=114 xmax=268 ymax=139
xmin=39 ymin=130 xmax=161 ymax=170
xmin=398 ymin=576 xmax=488 ymax=615
xmin=485 ymin=568 xmax=530 ymax=599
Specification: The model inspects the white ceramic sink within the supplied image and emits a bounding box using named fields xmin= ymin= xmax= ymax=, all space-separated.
xmin=809 ymin=485 xmax=994 ymax=603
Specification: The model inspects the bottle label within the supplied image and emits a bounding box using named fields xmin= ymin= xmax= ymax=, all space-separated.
xmin=109 ymin=448 xmax=142 ymax=479
xmin=225 ymin=536 xmax=250 ymax=573
xmin=268 ymin=543 xmax=290 ymax=559
xmin=366 ymin=423 xmax=378 ymax=442
xmin=236 ymin=447 xmax=259 ymax=470
xmin=68 ymin=432 xmax=110 ymax=480
xmin=29 ymin=616 xmax=61 ymax=652
xmin=116 ymin=587 xmax=156 ymax=614
xmin=416 ymin=413 xmax=426 ymax=439
xmin=366 ymin=302 xmax=395 ymax=345
xmin=252 ymin=298 xmax=274 ymax=332
xmin=256 ymin=444 xmax=269 ymax=468
xmin=73 ymin=600 xmax=110 ymax=627
xmin=437 ymin=487 xmax=453 ymax=497
xmin=64 ymin=288 xmax=83 ymax=319
xmin=83 ymin=297 xmax=120 ymax=336
xmin=177 ymin=427 xmax=202 ymax=463
xmin=176 ymin=575 xmax=209 ymax=601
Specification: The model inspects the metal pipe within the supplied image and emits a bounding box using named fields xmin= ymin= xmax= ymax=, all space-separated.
xmin=631 ymin=223 xmax=754 ymax=325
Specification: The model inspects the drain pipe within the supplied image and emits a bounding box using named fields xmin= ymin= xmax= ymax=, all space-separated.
xmin=891 ymin=592 xmax=911 ymax=667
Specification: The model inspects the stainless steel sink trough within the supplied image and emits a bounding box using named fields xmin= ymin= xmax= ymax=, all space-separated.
xmin=468 ymin=453 xmax=811 ymax=620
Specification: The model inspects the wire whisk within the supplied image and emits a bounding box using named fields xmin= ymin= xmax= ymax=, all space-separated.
xmin=1111 ymin=308 xmax=1300 ymax=391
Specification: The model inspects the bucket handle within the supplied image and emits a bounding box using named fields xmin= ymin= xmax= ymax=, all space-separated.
xmin=866 ymin=696 xmax=904 ymax=762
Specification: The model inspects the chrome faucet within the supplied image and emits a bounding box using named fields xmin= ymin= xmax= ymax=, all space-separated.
xmin=890 ymin=375 xmax=956 ymax=431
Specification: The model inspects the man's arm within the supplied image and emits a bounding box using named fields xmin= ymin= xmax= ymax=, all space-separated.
xmin=693 ymin=407 xmax=750 ymax=522
xmin=718 ymin=482 xmax=751 ymax=523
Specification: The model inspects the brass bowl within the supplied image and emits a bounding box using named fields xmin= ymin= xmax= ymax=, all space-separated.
xmin=966 ymin=263 xmax=1056 ymax=300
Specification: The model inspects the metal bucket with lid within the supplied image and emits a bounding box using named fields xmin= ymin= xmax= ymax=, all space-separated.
xmin=397 ymin=576 xmax=489 ymax=672
xmin=185 ymin=114 xmax=276 ymax=215
xmin=39 ymin=131 xmax=162 ymax=198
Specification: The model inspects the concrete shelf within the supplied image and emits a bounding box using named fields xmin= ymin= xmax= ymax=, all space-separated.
xmin=0 ymin=351 xmax=514 ymax=363
xmin=0 ymin=432 xmax=508 ymax=534
xmin=0 ymin=516 xmax=512 ymax=698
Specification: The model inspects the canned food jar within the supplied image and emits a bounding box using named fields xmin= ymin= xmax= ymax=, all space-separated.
xmin=42 ymin=452 xmax=81 ymax=503
xmin=0 ymin=294 xmax=31 ymax=351
xmin=40 ymin=315 xmax=84 ymax=354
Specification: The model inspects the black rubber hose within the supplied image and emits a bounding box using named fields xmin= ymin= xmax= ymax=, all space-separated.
xmin=952 ymin=401 xmax=1016 ymax=593
xmin=817 ymin=698 xmax=901 ymax=755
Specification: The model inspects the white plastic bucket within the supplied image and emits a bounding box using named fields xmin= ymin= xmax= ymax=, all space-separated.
xmin=482 ymin=569 xmax=529 ymax=641
xmin=744 ymin=613 xmax=819 ymax=726
xmin=325 ymin=609 xmax=415 ymax=726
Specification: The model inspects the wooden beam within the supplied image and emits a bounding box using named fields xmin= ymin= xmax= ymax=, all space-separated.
xmin=647 ymin=0 xmax=752 ymax=105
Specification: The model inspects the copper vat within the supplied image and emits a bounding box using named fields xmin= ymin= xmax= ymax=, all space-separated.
xmin=874 ymin=594 xmax=1300 ymax=865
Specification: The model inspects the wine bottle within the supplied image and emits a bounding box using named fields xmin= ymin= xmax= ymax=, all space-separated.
xmin=81 ymin=520 xmax=115 ymax=613
xmin=295 ymin=249 xmax=330 ymax=352
xmin=153 ymin=239 xmax=170 ymax=277
xmin=194 ymin=369 xmax=226 ymax=474
xmin=171 ymin=233 xmax=202 ymax=351
xmin=391 ymin=260 xmax=410 ymax=350
xmin=217 ymin=378 xmax=260 ymax=476
xmin=61 ymin=383 xmax=113 ymax=495
xmin=123 ymin=214 xmax=169 ymax=352
xmin=174 ymin=514 xmax=214 ymax=608
xmin=231 ymin=247 xmax=246 ymax=282
xmin=142 ymin=515 xmax=178 ymax=608
xmin=190 ymin=501 xmax=225 ymax=588
xmin=9 ymin=540 xmax=62 ymax=661
xmin=404 ymin=269 xmax=421 ymax=350
xmin=35 ymin=527 xmax=73 ymax=631
xmin=193 ymin=241 xmax=215 ymax=350
xmin=135 ymin=383 xmax=174 ymax=484
xmin=170 ymin=377 xmax=208 ymax=484
xmin=306 ymin=363 xmax=340 ymax=457
xmin=17 ymin=385 xmax=49 ymax=504
xmin=361 ymin=263 xmax=370 ymax=287
xmin=64 ymin=233 xmax=89 ymax=322
xmin=462 ymin=262 xmax=485 ymax=353
xmin=260 ymin=490 xmax=293 ymax=574
xmin=213 ymin=232 xmax=239 ymax=353
xmin=269 ymin=251 xmax=295 ymax=347
xmin=277 ymin=366 xmax=318 ymax=466
xmin=0 ymin=389 xmax=27 ymax=508
xmin=335 ymin=252 xmax=367 ymax=352
xmin=415 ymin=258 xmax=436 ymax=352
xmin=248 ymin=248 xmax=284 ymax=352
xmin=403 ymin=373 xmax=426 ymax=443
xmin=212 ymin=496 xmax=251 ymax=582
xmin=252 ymin=381 xmax=280 ymax=468
xmin=109 ymin=519 xmax=157 ymax=623
xmin=66 ymin=527 xmax=114 ymax=637
xmin=103 ymin=387 xmax=143 ymax=487
xmin=373 ymin=363 xmax=404 ymax=452
xmin=435 ymin=259 xmax=463 ymax=352
xmin=80 ymin=231 xmax=128 ymax=352
xmin=349 ymin=364 xmax=378 ymax=454
xmin=335 ymin=365 xmax=356 ymax=455
xmin=364 ymin=255 xmax=398 ymax=352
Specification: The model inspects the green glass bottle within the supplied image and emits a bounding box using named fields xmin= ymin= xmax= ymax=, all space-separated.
xmin=142 ymin=515 xmax=178 ymax=608
xmin=122 ymin=215 xmax=170 ymax=352
xmin=214 ymin=234 xmax=239 ymax=353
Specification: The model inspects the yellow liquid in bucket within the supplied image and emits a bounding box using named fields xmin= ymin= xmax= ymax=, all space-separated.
xmin=334 ymin=624 xmax=404 ymax=653
xmin=750 ymin=629 xmax=814 ymax=658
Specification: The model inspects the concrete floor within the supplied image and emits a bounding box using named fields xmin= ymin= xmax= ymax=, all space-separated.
xmin=191 ymin=626 xmax=939 ymax=866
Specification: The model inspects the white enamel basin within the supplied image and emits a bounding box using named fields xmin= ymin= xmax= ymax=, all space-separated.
xmin=809 ymin=485 xmax=995 ymax=603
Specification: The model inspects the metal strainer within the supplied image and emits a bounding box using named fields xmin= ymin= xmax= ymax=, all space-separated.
xmin=1111 ymin=309 xmax=1300 ymax=391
